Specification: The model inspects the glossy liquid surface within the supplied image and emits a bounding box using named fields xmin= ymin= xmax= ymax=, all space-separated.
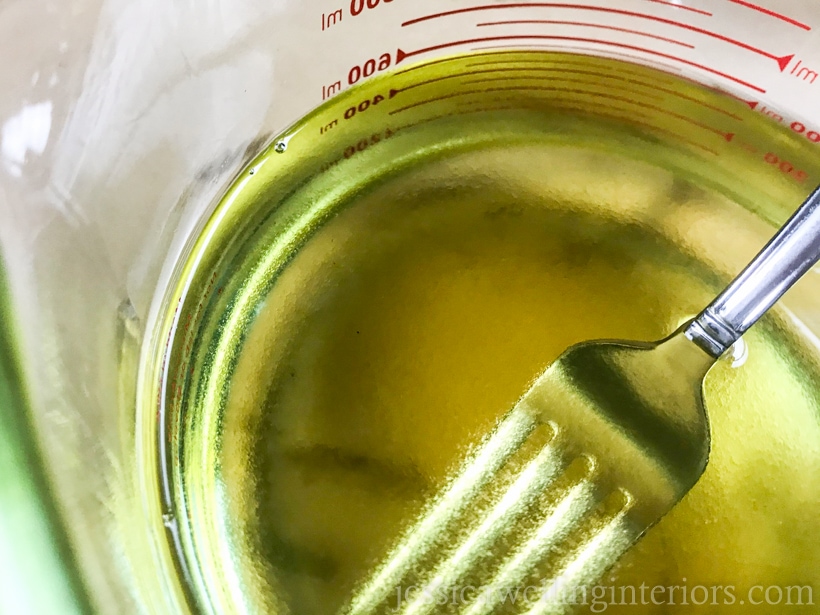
xmin=150 ymin=52 xmax=820 ymax=614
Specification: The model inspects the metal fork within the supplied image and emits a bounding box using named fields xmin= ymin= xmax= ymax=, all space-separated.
xmin=340 ymin=185 xmax=820 ymax=615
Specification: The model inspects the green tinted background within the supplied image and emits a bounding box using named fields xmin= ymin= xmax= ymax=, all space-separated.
xmin=0 ymin=264 xmax=89 ymax=614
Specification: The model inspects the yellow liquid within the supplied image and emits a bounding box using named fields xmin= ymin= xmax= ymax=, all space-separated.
xmin=146 ymin=52 xmax=820 ymax=614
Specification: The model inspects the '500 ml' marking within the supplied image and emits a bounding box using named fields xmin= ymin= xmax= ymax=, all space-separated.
xmin=320 ymin=127 xmax=400 ymax=172
xmin=764 ymin=152 xmax=809 ymax=183
xmin=344 ymin=127 xmax=399 ymax=159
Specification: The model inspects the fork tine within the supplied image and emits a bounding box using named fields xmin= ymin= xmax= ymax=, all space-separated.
xmin=343 ymin=405 xmax=539 ymax=615
xmin=398 ymin=434 xmax=563 ymax=615
xmin=461 ymin=461 xmax=597 ymax=615
xmin=521 ymin=496 xmax=637 ymax=615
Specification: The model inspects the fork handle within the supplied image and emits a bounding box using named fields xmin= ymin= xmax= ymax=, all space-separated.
xmin=686 ymin=184 xmax=820 ymax=358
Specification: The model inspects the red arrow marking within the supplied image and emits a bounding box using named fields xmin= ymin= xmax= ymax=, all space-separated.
xmin=396 ymin=37 xmax=767 ymax=93
xmin=403 ymin=4 xmax=791 ymax=69
xmin=777 ymin=54 xmax=795 ymax=71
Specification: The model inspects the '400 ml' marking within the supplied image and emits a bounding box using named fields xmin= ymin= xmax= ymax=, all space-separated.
xmin=344 ymin=94 xmax=388 ymax=120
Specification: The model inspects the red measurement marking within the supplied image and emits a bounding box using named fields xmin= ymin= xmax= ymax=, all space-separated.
xmin=396 ymin=37 xmax=766 ymax=93
xmin=457 ymin=69 xmax=743 ymax=119
xmin=457 ymin=101 xmax=720 ymax=155
xmin=395 ymin=104 xmax=585 ymax=133
xmin=473 ymin=42 xmax=751 ymax=83
xmin=395 ymin=54 xmax=469 ymax=76
xmin=390 ymin=80 xmax=735 ymax=143
xmin=466 ymin=9 xmax=789 ymax=68
xmin=645 ymin=0 xmax=712 ymax=15
xmin=728 ymin=0 xmax=811 ymax=31
xmin=402 ymin=4 xmax=560 ymax=26
xmin=390 ymin=83 xmax=735 ymax=142
xmin=395 ymin=66 xmax=673 ymax=95
xmin=389 ymin=86 xmax=658 ymax=114
xmin=575 ymin=109 xmax=720 ymax=154
xmin=660 ymin=88 xmax=743 ymax=119
xmin=651 ymin=105 xmax=735 ymax=140
xmin=517 ymin=85 xmax=735 ymax=136
xmin=542 ymin=45 xmax=686 ymax=73
xmin=558 ymin=47 xmax=686 ymax=73
xmin=477 ymin=20 xmax=694 ymax=48
xmin=745 ymin=100 xmax=759 ymax=109
xmin=396 ymin=107 xmax=513 ymax=132
xmin=465 ymin=54 xmax=682 ymax=83
xmin=464 ymin=75 xmax=664 ymax=103
xmin=679 ymin=76 xmax=745 ymax=100
xmin=398 ymin=48 xmax=681 ymax=83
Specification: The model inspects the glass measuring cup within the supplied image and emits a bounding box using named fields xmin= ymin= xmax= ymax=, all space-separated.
xmin=2 ymin=1 xmax=820 ymax=613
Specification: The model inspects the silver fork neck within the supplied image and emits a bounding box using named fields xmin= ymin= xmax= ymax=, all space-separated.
xmin=686 ymin=184 xmax=820 ymax=359
xmin=685 ymin=311 xmax=739 ymax=358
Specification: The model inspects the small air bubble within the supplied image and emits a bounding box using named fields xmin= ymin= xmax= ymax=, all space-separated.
xmin=162 ymin=513 xmax=176 ymax=528
xmin=274 ymin=141 xmax=287 ymax=153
